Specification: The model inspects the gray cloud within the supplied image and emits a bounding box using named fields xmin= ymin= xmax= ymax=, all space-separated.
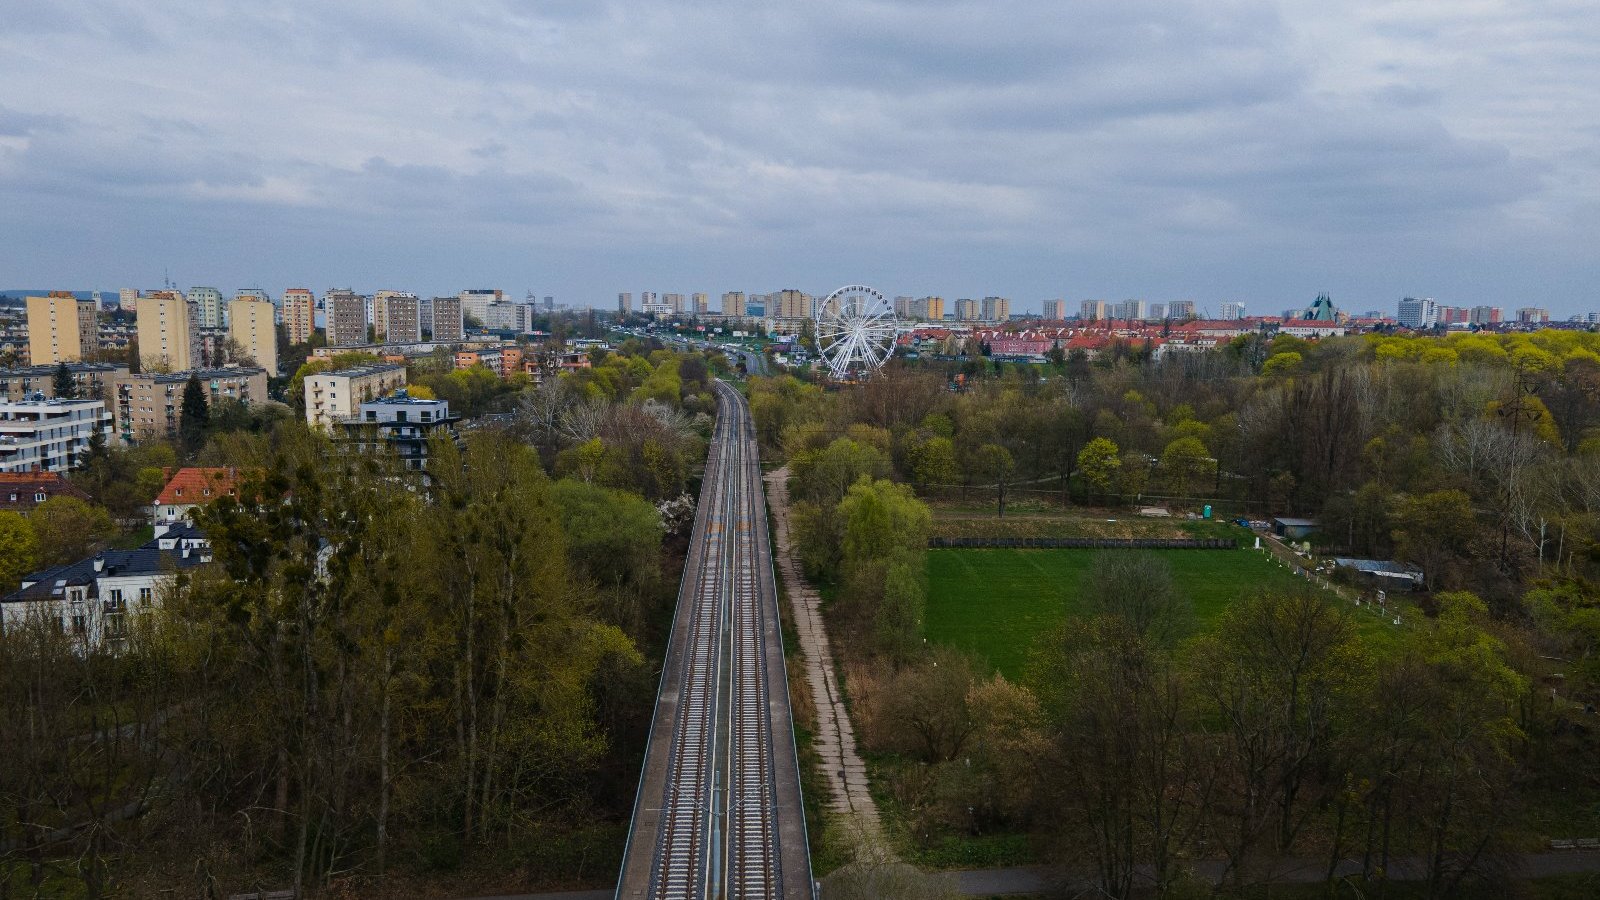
xmin=0 ymin=0 xmax=1596 ymax=313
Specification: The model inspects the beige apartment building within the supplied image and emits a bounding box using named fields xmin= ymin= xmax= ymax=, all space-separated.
xmin=111 ymin=367 xmax=268 ymax=443
xmin=304 ymin=364 xmax=407 ymax=431
xmin=135 ymin=292 xmax=196 ymax=372
xmin=283 ymin=289 xmax=316 ymax=345
xmin=981 ymin=296 xmax=1011 ymax=322
xmin=722 ymin=292 xmax=746 ymax=317
xmin=383 ymin=294 xmax=422 ymax=343
xmin=228 ymin=298 xmax=280 ymax=377
xmin=954 ymin=298 xmax=980 ymax=322
xmin=26 ymin=293 xmax=99 ymax=364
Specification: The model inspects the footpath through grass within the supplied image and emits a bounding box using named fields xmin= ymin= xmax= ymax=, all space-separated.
xmin=924 ymin=547 xmax=1319 ymax=678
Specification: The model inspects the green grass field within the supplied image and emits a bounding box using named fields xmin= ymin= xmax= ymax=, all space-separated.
xmin=924 ymin=548 xmax=1326 ymax=677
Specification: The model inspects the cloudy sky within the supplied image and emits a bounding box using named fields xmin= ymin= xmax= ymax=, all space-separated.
xmin=2 ymin=1 xmax=1596 ymax=315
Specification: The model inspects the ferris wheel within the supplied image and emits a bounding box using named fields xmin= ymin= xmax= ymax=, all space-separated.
xmin=815 ymin=284 xmax=900 ymax=379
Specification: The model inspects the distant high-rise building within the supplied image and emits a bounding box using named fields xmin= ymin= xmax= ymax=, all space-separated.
xmin=893 ymin=296 xmax=915 ymax=318
xmin=909 ymin=296 xmax=945 ymax=322
xmin=1147 ymin=303 xmax=1167 ymax=321
xmin=483 ymin=301 xmax=534 ymax=333
xmin=1396 ymin=297 xmax=1438 ymax=329
xmin=1167 ymin=300 xmax=1196 ymax=319
xmin=1436 ymin=306 xmax=1471 ymax=325
xmin=692 ymin=292 xmax=709 ymax=316
xmin=641 ymin=291 xmax=658 ymax=310
xmin=954 ymin=298 xmax=980 ymax=322
xmin=618 ymin=292 xmax=633 ymax=314
xmin=430 ymin=297 xmax=463 ymax=341
xmin=383 ymin=294 xmax=422 ymax=343
xmin=1080 ymin=300 xmax=1107 ymax=321
xmin=26 ymin=293 xmax=98 ymax=364
xmin=772 ymin=289 xmax=813 ymax=319
xmin=188 ymin=286 xmax=226 ymax=329
xmin=663 ymin=293 xmax=686 ymax=314
xmin=136 ymin=292 xmax=196 ymax=372
xmin=325 ymin=289 xmax=368 ymax=347
xmin=543 ymin=295 xmax=554 ymax=312
xmin=1470 ymin=306 xmax=1504 ymax=325
xmin=981 ymin=297 xmax=1010 ymax=321
xmin=118 ymin=288 xmax=140 ymax=311
xmin=459 ymin=289 xmax=502 ymax=325
xmin=229 ymin=298 xmax=279 ymax=377
xmin=372 ymin=290 xmax=412 ymax=341
xmin=1041 ymin=300 xmax=1066 ymax=320
xmin=283 ymin=289 xmax=316 ymax=345
xmin=1110 ymin=299 xmax=1145 ymax=320
xmin=1219 ymin=302 xmax=1245 ymax=321
xmin=1516 ymin=307 xmax=1550 ymax=324
xmin=722 ymin=291 xmax=746 ymax=317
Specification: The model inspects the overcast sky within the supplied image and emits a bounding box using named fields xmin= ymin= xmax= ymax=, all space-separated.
xmin=2 ymin=1 xmax=1597 ymax=315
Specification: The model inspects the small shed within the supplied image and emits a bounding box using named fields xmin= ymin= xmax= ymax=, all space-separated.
xmin=1272 ymin=517 xmax=1318 ymax=540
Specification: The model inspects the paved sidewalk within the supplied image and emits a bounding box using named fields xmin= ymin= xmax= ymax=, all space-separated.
xmin=764 ymin=467 xmax=883 ymax=842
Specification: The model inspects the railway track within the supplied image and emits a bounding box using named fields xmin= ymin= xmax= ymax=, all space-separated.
xmin=618 ymin=381 xmax=811 ymax=900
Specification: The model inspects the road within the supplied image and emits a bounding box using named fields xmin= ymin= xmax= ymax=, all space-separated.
xmin=614 ymin=381 xmax=812 ymax=900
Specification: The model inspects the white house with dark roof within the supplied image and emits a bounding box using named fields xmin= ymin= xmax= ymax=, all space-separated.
xmin=0 ymin=529 xmax=211 ymax=652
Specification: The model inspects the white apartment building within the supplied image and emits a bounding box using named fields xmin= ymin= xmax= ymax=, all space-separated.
xmin=188 ymin=286 xmax=226 ymax=329
xmin=980 ymin=296 xmax=1011 ymax=322
xmin=1041 ymin=300 xmax=1066 ymax=320
xmin=0 ymin=397 xmax=113 ymax=473
xmin=459 ymin=289 xmax=503 ymax=324
xmin=1219 ymin=302 xmax=1246 ymax=321
xmin=304 ymin=364 xmax=408 ymax=431
xmin=1397 ymin=297 xmax=1438 ymax=329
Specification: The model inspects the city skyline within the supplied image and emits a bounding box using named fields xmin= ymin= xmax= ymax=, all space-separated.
xmin=2 ymin=3 xmax=1597 ymax=314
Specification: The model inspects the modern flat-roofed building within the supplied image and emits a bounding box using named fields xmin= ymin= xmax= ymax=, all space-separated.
xmin=283 ymin=288 xmax=316 ymax=345
xmin=954 ymin=298 xmax=979 ymax=322
xmin=26 ymin=293 xmax=100 ymax=365
xmin=135 ymin=292 xmax=196 ymax=372
xmin=304 ymin=363 xmax=407 ymax=431
xmin=1167 ymin=300 xmax=1196 ymax=319
xmin=459 ymin=289 xmax=503 ymax=324
xmin=692 ymin=293 xmax=709 ymax=316
xmin=0 ymin=397 xmax=112 ymax=473
xmin=228 ymin=298 xmax=280 ymax=376
xmin=110 ymin=367 xmax=269 ymax=444
xmin=618 ymin=292 xmax=633 ymax=314
xmin=0 ymin=363 xmax=129 ymax=403
xmin=722 ymin=291 xmax=746 ymax=317
xmin=1219 ymin=302 xmax=1245 ymax=321
xmin=1397 ymin=297 xmax=1438 ymax=329
xmin=1041 ymin=299 xmax=1066 ymax=321
xmin=1080 ymin=300 xmax=1108 ymax=321
xmin=338 ymin=392 xmax=461 ymax=475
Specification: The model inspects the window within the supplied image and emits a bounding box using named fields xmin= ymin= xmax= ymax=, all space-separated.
xmin=72 ymin=614 xmax=87 ymax=635
xmin=35 ymin=491 xmax=46 ymax=502
xmin=139 ymin=587 xmax=152 ymax=605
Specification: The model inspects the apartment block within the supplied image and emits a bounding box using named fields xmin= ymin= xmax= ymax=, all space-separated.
xmin=188 ymin=286 xmax=226 ymax=329
xmin=383 ymin=294 xmax=422 ymax=343
xmin=26 ymin=293 xmax=99 ymax=364
xmin=1167 ymin=300 xmax=1196 ymax=319
xmin=618 ymin=292 xmax=633 ymax=314
xmin=692 ymin=293 xmax=709 ymax=316
xmin=1219 ymin=302 xmax=1245 ymax=321
xmin=338 ymin=393 xmax=461 ymax=476
xmin=304 ymin=364 xmax=407 ymax=431
xmin=228 ymin=298 xmax=280 ymax=377
xmin=136 ymin=292 xmax=196 ymax=372
xmin=1041 ymin=300 xmax=1066 ymax=321
xmin=722 ymin=292 xmax=746 ymax=317
xmin=981 ymin=297 xmax=1011 ymax=322
xmin=0 ymin=397 xmax=112 ymax=473
xmin=430 ymin=297 xmax=463 ymax=341
xmin=911 ymin=296 xmax=946 ymax=322
xmin=771 ymin=290 xmax=812 ymax=319
xmin=325 ymin=289 xmax=368 ymax=347
xmin=954 ymin=298 xmax=980 ymax=322
xmin=0 ymin=363 xmax=129 ymax=403
xmin=283 ymin=289 xmax=316 ymax=345
xmin=459 ymin=289 xmax=503 ymax=324
xmin=1080 ymin=300 xmax=1108 ymax=321
xmin=111 ymin=368 xmax=269 ymax=444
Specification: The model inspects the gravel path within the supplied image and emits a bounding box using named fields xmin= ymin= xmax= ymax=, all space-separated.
xmin=763 ymin=466 xmax=884 ymax=843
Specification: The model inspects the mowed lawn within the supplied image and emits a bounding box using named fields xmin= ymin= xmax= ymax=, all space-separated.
xmin=924 ymin=548 xmax=1318 ymax=678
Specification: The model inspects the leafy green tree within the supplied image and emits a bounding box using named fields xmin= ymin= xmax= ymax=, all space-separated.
xmin=904 ymin=434 xmax=961 ymax=487
xmin=1082 ymin=552 xmax=1192 ymax=646
xmin=791 ymin=438 xmax=890 ymax=507
xmin=550 ymin=477 xmax=664 ymax=636
xmin=1077 ymin=437 xmax=1121 ymax=499
xmin=1261 ymin=351 xmax=1303 ymax=377
xmin=969 ymin=442 xmax=1014 ymax=517
xmin=0 ymin=511 xmax=39 ymax=590
xmin=1159 ymin=435 xmax=1214 ymax=496
xmin=179 ymin=373 xmax=210 ymax=454
xmin=1392 ymin=489 xmax=1478 ymax=590
xmin=30 ymin=496 xmax=117 ymax=568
